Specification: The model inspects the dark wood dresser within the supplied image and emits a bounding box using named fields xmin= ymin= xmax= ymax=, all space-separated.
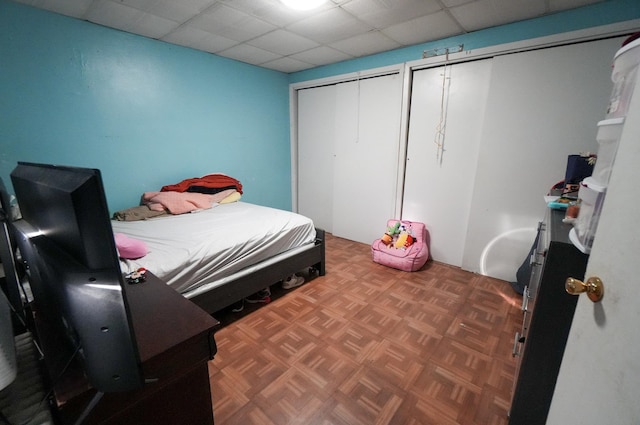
xmin=41 ymin=272 xmax=219 ymax=425
xmin=508 ymin=208 xmax=588 ymax=425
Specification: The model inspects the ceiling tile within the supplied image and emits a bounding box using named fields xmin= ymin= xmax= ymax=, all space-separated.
xmin=161 ymin=25 xmax=202 ymax=46
xmin=85 ymin=0 xmax=146 ymax=33
xmin=14 ymin=0 xmax=94 ymax=18
xmin=494 ymin=0 xmax=547 ymax=19
xmin=131 ymin=13 xmax=181 ymax=39
xmin=16 ymin=0 xmax=609 ymax=72
xmin=450 ymin=0 xmax=546 ymax=32
xmin=440 ymin=0 xmax=474 ymax=7
xmin=189 ymin=3 xmax=277 ymax=42
xmin=286 ymin=7 xmax=372 ymax=44
xmin=140 ymin=0 xmax=216 ymax=23
xmin=329 ymin=31 xmax=401 ymax=57
xmin=549 ymin=0 xmax=602 ymax=12
xmin=341 ymin=0 xmax=442 ymax=28
xmin=217 ymin=43 xmax=282 ymax=65
xmin=190 ymin=33 xmax=241 ymax=54
xmin=161 ymin=25 xmax=238 ymax=53
xmin=382 ymin=10 xmax=461 ymax=45
xmin=289 ymin=45 xmax=354 ymax=66
xmin=260 ymin=56 xmax=316 ymax=73
xmin=220 ymin=0 xmax=332 ymax=27
xmin=248 ymin=29 xmax=320 ymax=55
xmin=117 ymin=0 xmax=159 ymax=12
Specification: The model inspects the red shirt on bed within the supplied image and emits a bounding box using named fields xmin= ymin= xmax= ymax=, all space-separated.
xmin=161 ymin=173 xmax=243 ymax=194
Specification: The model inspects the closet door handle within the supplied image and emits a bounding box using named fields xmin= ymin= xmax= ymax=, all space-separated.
xmin=530 ymin=251 xmax=545 ymax=266
xmin=521 ymin=287 xmax=529 ymax=312
xmin=512 ymin=332 xmax=524 ymax=357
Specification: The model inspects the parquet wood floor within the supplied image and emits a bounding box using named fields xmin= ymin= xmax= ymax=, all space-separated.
xmin=208 ymin=233 xmax=523 ymax=425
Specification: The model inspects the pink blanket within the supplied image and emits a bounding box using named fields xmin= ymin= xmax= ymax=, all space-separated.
xmin=143 ymin=191 xmax=216 ymax=215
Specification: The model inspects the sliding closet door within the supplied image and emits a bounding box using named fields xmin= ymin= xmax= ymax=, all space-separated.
xmin=297 ymin=73 xmax=403 ymax=245
xmin=297 ymin=84 xmax=336 ymax=233
xmin=402 ymin=59 xmax=493 ymax=266
xmin=461 ymin=37 xmax=624 ymax=280
xmin=332 ymin=74 xmax=402 ymax=244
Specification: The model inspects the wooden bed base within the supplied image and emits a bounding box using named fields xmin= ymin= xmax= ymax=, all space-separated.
xmin=188 ymin=228 xmax=326 ymax=314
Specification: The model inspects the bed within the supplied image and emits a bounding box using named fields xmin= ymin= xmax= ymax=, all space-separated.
xmin=111 ymin=201 xmax=326 ymax=314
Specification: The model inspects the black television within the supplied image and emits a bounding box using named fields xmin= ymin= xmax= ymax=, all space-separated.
xmin=10 ymin=161 xmax=143 ymax=393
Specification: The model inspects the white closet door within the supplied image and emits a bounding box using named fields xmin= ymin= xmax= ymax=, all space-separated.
xmin=297 ymin=84 xmax=336 ymax=233
xmin=332 ymin=74 xmax=402 ymax=244
xmin=297 ymin=73 xmax=402 ymax=245
xmin=462 ymin=37 xmax=624 ymax=280
xmin=402 ymin=59 xmax=493 ymax=266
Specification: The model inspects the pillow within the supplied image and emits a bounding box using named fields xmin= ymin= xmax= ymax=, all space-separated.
xmin=219 ymin=190 xmax=242 ymax=204
xmin=114 ymin=233 xmax=148 ymax=259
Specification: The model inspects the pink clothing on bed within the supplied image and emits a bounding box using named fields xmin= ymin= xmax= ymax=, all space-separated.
xmin=143 ymin=191 xmax=216 ymax=214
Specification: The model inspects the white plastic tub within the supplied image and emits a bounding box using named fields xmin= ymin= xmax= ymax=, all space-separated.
xmin=571 ymin=177 xmax=607 ymax=253
xmin=591 ymin=117 xmax=624 ymax=186
xmin=606 ymin=37 xmax=640 ymax=118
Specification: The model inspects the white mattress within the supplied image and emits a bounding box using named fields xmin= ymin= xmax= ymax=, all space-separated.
xmin=111 ymin=202 xmax=316 ymax=295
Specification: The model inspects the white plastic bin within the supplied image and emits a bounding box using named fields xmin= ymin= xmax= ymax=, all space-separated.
xmin=591 ymin=117 xmax=624 ymax=186
xmin=570 ymin=177 xmax=607 ymax=253
xmin=606 ymin=37 xmax=640 ymax=118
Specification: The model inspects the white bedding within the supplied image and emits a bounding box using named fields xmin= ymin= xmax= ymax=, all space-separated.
xmin=111 ymin=202 xmax=316 ymax=295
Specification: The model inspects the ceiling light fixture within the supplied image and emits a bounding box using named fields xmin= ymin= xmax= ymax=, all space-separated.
xmin=280 ymin=0 xmax=327 ymax=11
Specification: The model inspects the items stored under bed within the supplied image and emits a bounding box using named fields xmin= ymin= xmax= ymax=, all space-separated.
xmin=112 ymin=201 xmax=325 ymax=313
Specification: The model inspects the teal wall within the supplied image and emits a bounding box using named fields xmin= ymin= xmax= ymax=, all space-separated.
xmin=291 ymin=0 xmax=640 ymax=83
xmin=0 ymin=0 xmax=291 ymax=213
xmin=1 ymin=0 xmax=638 ymax=213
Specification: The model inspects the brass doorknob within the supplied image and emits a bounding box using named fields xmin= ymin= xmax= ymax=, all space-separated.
xmin=565 ymin=277 xmax=604 ymax=302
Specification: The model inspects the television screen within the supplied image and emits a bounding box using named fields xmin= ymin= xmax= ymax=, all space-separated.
xmin=11 ymin=162 xmax=143 ymax=393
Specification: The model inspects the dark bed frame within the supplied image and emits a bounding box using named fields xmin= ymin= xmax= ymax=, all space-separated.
xmin=187 ymin=228 xmax=326 ymax=314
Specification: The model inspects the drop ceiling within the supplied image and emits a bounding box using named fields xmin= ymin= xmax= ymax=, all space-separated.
xmin=13 ymin=0 xmax=604 ymax=73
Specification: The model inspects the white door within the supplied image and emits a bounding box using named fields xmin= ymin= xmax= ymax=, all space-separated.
xmin=546 ymin=73 xmax=640 ymax=424
xmin=331 ymin=74 xmax=402 ymax=244
xmin=296 ymin=72 xmax=403 ymax=245
xmin=402 ymin=59 xmax=492 ymax=266
xmin=297 ymin=84 xmax=336 ymax=233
